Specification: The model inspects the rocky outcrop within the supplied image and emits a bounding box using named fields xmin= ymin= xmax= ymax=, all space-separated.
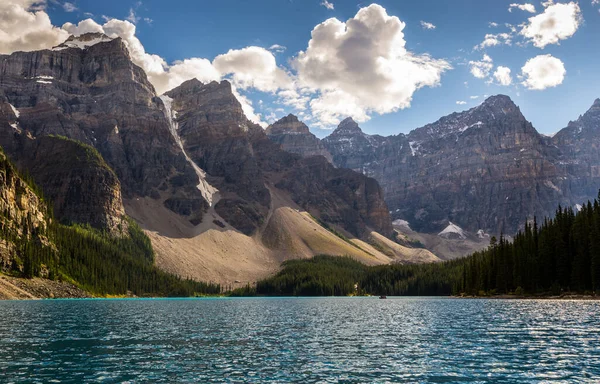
xmin=266 ymin=115 xmax=333 ymax=163
xmin=165 ymin=79 xmax=394 ymax=238
xmin=0 ymin=33 xmax=207 ymax=225
xmin=324 ymin=96 xmax=581 ymax=235
xmin=552 ymin=99 xmax=600 ymax=202
xmin=0 ymin=150 xmax=49 ymax=270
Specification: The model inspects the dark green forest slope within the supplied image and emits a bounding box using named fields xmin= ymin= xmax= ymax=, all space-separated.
xmin=0 ymin=149 xmax=219 ymax=297
xmin=257 ymin=196 xmax=600 ymax=297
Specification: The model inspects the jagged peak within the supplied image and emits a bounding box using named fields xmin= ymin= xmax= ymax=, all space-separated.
xmin=588 ymin=98 xmax=600 ymax=113
xmin=332 ymin=117 xmax=363 ymax=136
xmin=478 ymin=94 xmax=518 ymax=110
xmin=266 ymin=114 xmax=310 ymax=135
xmin=53 ymin=33 xmax=114 ymax=51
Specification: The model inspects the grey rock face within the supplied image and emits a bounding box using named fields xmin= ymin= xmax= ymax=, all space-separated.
xmin=324 ymin=95 xmax=587 ymax=235
xmin=266 ymin=114 xmax=333 ymax=163
xmin=165 ymin=79 xmax=394 ymax=238
xmin=0 ymin=34 xmax=208 ymax=227
xmin=552 ymin=98 xmax=600 ymax=203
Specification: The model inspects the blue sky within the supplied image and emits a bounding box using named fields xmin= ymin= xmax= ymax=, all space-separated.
xmin=40 ymin=0 xmax=600 ymax=137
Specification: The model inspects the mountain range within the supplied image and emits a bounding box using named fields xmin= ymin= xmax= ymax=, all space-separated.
xmin=270 ymin=95 xmax=600 ymax=239
xmin=0 ymin=33 xmax=440 ymax=288
xmin=0 ymin=32 xmax=598 ymax=288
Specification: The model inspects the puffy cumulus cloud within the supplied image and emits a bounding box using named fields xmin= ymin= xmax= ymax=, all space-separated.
xmin=150 ymin=58 xmax=220 ymax=94
xmin=520 ymin=2 xmax=582 ymax=48
xmin=521 ymin=54 xmax=566 ymax=90
xmin=475 ymin=32 xmax=512 ymax=50
xmin=292 ymin=4 xmax=451 ymax=127
xmin=456 ymin=101 xmax=467 ymax=105
xmin=277 ymin=89 xmax=310 ymax=111
xmin=469 ymin=54 xmax=493 ymax=79
xmin=213 ymin=47 xmax=293 ymax=92
xmin=62 ymin=18 xmax=103 ymax=35
xmin=0 ymin=0 xmax=69 ymax=54
xmin=232 ymin=87 xmax=267 ymax=128
xmin=493 ymin=66 xmax=512 ymax=86
xmin=508 ymin=3 xmax=536 ymax=13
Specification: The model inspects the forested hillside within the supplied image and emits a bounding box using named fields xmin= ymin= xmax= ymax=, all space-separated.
xmin=0 ymin=150 xmax=219 ymax=297
xmin=257 ymin=194 xmax=600 ymax=296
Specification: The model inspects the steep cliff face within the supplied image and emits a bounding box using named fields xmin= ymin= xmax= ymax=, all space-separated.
xmin=0 ymin=33 xmax=207 ymax=223
xmin=324 ymin=96 xmax=576 ymax=234
xmin=0 ymin=150 xmax=48 ymax=271
xmin=553 ymin=99 xmax=600 ymax=201
xmin=165 ymin=79 xmax=394 ymax=238
xmin=266 ymin=115 xmax=333 ymax=163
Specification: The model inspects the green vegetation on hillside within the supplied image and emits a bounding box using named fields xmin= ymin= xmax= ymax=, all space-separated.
xmin=0 ymin=148 xmax=219 ymax=297
xmin=257 ymin=194 xmax=600 ymax=297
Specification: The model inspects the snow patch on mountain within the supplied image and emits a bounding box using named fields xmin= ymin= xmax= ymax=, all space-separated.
xmin=160 ymin=95 xmax=219 ymax=207
xmin=438 ymin=222 xmax=467 ymax=239
xmin=8 ymin=104 xmax=19 ymax=118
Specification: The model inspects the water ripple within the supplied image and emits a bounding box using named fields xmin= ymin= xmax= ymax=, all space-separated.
xmin=0 ymin=298 xmax=599 ymax=383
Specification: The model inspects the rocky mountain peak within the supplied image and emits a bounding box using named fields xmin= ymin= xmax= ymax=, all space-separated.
xmin=165 ymin=79 xmax=244 ymax=125
xmin=53 ymin=32 xmax=115 ymax=50
xmin=476 ymin=95 xmax=523 ymax=119
xmin=587 ymin=98 xmax=600 ymax=114
xmin=266 ymin=114 xmax=310 ymax=135
xmin=332 ymin=117 xmax=364 ymax=136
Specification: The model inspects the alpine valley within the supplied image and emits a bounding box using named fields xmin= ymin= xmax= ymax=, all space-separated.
xmin=0 ymin=33 xmax=598 ymax=297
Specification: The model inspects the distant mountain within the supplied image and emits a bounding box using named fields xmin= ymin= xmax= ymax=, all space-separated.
xmin=320 ymin=95 xmax=594 ymax=236
xmin=552 ymin=98 xmax=600 ymax=202
xmin=0 ymin=33 xmax=435 ymax=286
xmin=266 ymin=114 xmax=333 ymax=163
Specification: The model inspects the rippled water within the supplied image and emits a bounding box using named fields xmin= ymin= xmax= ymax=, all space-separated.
xmin=0 ymin=298 xmax=599 ymax=383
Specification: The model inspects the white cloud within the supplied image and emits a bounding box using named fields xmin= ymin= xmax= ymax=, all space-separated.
xmin=0 ymin=0 xmax=69 ymax=54
xmin=475 ymin=32 xmax=512 ymax=50
xmin=268 ymin=44 xmax=286 ymax=53
xmin=63 ymin=2 xmax=77 ymax=12
xmin=470 ymin=95 xmax=479 ymax=99
xmin=278 ymin=89 xmax=310 ymax=111
xmin=521 ymin=54 xmax=566 ymax=90
xmin=292 ymin=4 xmax=451 ymax=127
xmin=508 ymin=3 xmax=536 ymax=13
xmin=420 ymin=21 xmax=436 ymax=30
xmin=469 ymin=54 xmax=493 ymax=79
xmin=0 ymin=1 xmax=451 ymax=129
xmin=232 ymin=87 xmax=266 ymax=127
xmin=488 ymin=22 xmax=499 ymax=28
xmin=320 ymin=0 xmax=334 ymax=10
xmin=126 ymin=8 xmax=140 ymax=24
xmin=213 ymin=46 xmax=293 ymax=93
xmin=456 ymin=101 xmax=467 ymax=105
xmin=520 ymin=2 xmax=582 ymax=48
xmin=493 ymin=66 xmax=512 ymax=86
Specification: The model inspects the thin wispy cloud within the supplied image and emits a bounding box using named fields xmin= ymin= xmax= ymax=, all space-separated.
xmin=420 ymin=21 xmax=436 ymax=30
xmin=320 ymin=0 xmax=334 ymax=10
xmin=63 ymin=2 xmax=77 ymax=12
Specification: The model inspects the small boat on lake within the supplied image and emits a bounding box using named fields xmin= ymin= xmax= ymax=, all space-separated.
xmin=379 ymin=295 xmax=387 ymax=299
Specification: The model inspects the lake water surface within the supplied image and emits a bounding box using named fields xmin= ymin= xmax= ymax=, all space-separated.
xmin=0 ymin=297 xmax=599 ymax=383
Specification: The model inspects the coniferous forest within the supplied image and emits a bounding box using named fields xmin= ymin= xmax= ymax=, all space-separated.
xmin=0 ymin=152 xmax=220 ymax=297
xmin=256 ymin=195 xmax=600 ymax=297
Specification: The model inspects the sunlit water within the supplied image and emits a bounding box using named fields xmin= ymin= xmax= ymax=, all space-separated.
xmin=0 ymin=297 xmax=599 ymax=383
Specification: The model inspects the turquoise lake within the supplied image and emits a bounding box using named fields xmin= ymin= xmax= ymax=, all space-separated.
xmin=0 ymin=297 xmax=599 ymax=383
